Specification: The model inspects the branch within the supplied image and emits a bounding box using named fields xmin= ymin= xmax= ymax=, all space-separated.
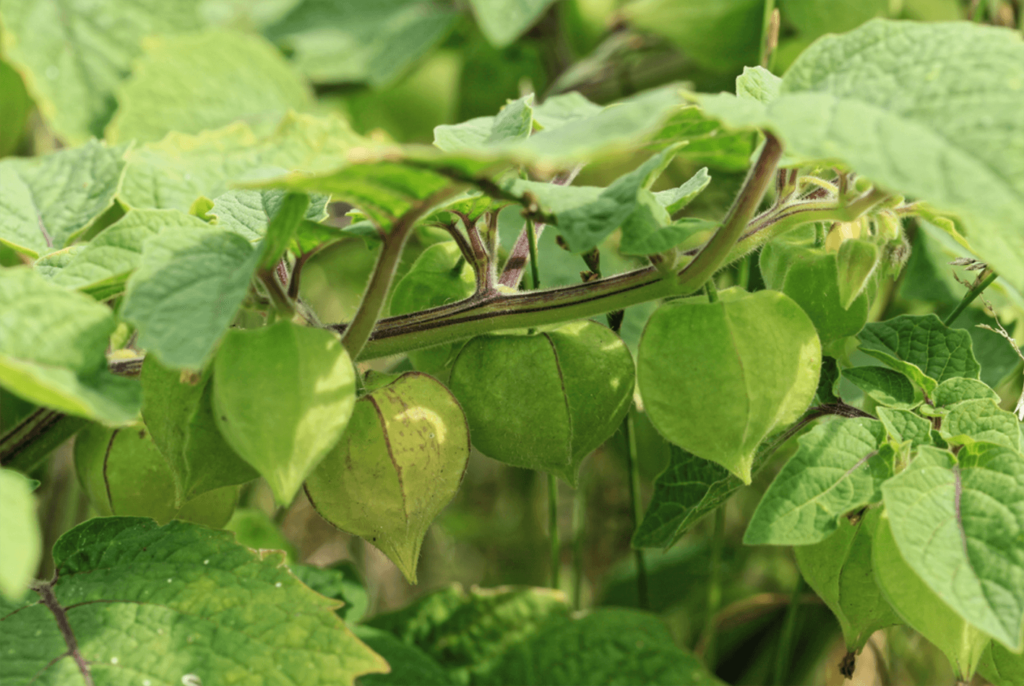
xmin=340 ymin=187 xmax=462 ymax=359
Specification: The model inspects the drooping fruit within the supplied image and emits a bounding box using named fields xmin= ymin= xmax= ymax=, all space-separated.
xmin=794 ymin=508 xmax=901 ymax=652
xmin=141 ymin=357 xmax=258 ymax=506
xmin=447 ymin=320 xmax=635 ymax=486
xmin=390 ymin=242 xmax=476 ymax=379
xmin=74 ymin=422 xmax=238 ymax=528
xmin=637 ymin=288 xmax=820 ymax=483
xmin=305 ymin=372 xmax=470 ymax=584
xmin=212 ymin=321 xmax=357 ymax=505
xmin=760 ymin=232 xmax=873 ymax=346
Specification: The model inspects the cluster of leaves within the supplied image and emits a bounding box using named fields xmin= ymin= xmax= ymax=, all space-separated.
xmin=2 ymin=2 xmax=1023 ymax=685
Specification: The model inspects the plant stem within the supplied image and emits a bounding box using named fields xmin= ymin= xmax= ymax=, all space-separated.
xmin=772 ymin=575 xmax=806 ymax=686
xmin=526 ymin=218 xmax=541 ymax=290
xmin=340 ymin=188 xmax=459 ymax=359
xmin=572 ymin=477 xmax=586 ymax=610
xmin=705 ymin=278 xmax=720 ymax=303
xmin=702 ymin=507 xmax=726 ymax=669
xmin=678 ymin=133 xmax=782 ymax=290
xmin=624 ymin=412 xmax=650 ymax=610
xmin=548 ymin=473 xmax=560 ymax=590
xmin=943 ymin=271 xmax=998 ymax=326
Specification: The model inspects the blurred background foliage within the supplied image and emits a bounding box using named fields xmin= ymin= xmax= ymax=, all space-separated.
xmin=2 ymin=1 xmax=1022 ymax=684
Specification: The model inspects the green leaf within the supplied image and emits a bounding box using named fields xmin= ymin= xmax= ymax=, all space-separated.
xmin=696 ymin=20 xmax=1024 ymax=294
xmin=257 ymin=192 xmax=310 ymax=270
xmin=882 ymin=443 xmax=1024 ymax=649
xmin=121 ymin=226 xmax=259 ymax=369
xmin=291 ymin=561 xmax=368 ymax=624
xmin=530 ymin=91 xmax=604 ymax=130
xmin=877 ymin=407 xmax=934 ymax=448
xmin=653 ymin=167 xmax=712 ymax=214
xmin=35 ymin=209 xmax=209 ymax=300
xmin=638 ymin=290 xmax=821 ymax=484
xmin=623 ymin=0 xmax=763 ymax=72
xmin=0 ymin=142 xmax=129 ymax=258
xmin=736 ymin=66 xmax=781 ymax=105
xmin=0 ymin=268 xmax=140 ymax=424
xmin=468 ymin=0 xmax=556 ymax=48
xmin=652 ymin=107 xmax=756 ymax=172
xmin=213 ymin=322 xmax=357 ymax=505
xmin=140 ymin=357 xmax=258 ymax=503
xmin=120 ymin=112 xmax=365 ymax=211
xmin=0 ymin=469 xmax=41 ymax=601
xmin=632 ymin=445 xmax=730 ymax=549
xmin=979 ymin=640 xmax=1024 ymax=686
xmin=932 ymin=377 xmax=1001 ymax=408
xmin=449 ymin=321 xmax=635 ymax=486
xmin=106 ymin=30 xmax=312 ymax=144
xmin=389 ymin=242 xmax=476 ymax=377
xmin=367 ymin=584 xmax=571 ymax=685
xmin=841 ymin=366 xmax=923 ymax=410
xmin=873 ymin=511 xmax=990 ymax=680
xmin=210 ymin=188 xmax=330 ymax=243
xmin=306 ymin=372 xmax=470 ymax=583
xmin=857 ymin=314 xmax=981 ymax=395
xmin=620 ymin=216 xmax=719 ymax=257
xmin=744 ymin=418 xmax=889 ymax=545
xmin=0 ymin=60 xmax=32 ymax=156
xmin=0 ymin=517 xmax=387 ymax=685
xmin=353 ymin=626 xmax=455 ymax=686
xmin=265 ymin=0 xmax=458 ymax=87
xmin=940 ymin=399 xmax=1021 ymax=452
xmin=489 ymin=608 xmax=727 ymax=686
xmin=549 ymin=145 xmax=681 ymax=253
xmin=434 ymin=95 xmax=535 ymax=152
xmin=794 ymin=508 xmax=901 ymax=651
xmin=0 ymin=0 xmax=202 ymax=143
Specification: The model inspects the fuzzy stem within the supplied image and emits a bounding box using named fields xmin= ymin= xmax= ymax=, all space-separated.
xmin=943 ymin=271 xmax=998 ymax=327
xmin=340 ymin=188 xmax=459 ymax=359
xmin=772 ymin=575 xmax=806 ymax=686
xmin=624 ymin=412 xmax=649 ymax=610
xmin=702 ymin=507 xmax=726 ymax=669
xmin=548 ymin=473 xmax=560 ymax=590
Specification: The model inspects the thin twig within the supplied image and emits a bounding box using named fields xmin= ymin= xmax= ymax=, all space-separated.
xmin=943 ymin=271 xmax=998 ymax=326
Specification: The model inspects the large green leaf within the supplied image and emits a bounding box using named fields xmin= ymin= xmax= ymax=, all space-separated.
xmin=0 ymin=517 xmax=387 ymax=685
xmin=794 ymin=509 xmax=901 ymax=652
xmin=106 ymin=30 xmax=312 ymax=144
xmin=857 ymin=314 xmax=981 ymax=394
xmin=119 ymin=112 xmax=364 ymax=211
xmin=873 ymin=511 xmax=990 ymax=680
xmin=697 ymin=20 xmax=1024 ymax=293
xmin=0 ymin=0 xmax=202 ymax=143
xmin=213 ymin=322 xmax=357 ymax=505
xmin=638 ymin=290 xmax=821 ymax=484
xmin=882 ymin=443 xmax=1024 ymax=650
xmin=121 ymin=226 xmax=259 ymax=369
xmin=434 ymin=94 xmax=535 ymax=152
xmin=367 ymin=584 xmax=570 ymax=685
xmin=0 ymin=142 xmax=128 ymax=258
xmin=0 ymin=469 xmax=41 ymax=601
xmin=487 ymin=608 xmax=727 ymax=686
xmin=265 ymin=0 xmax=458 ymax=87
xmin=744 ymin=418 xmax=889 ymax=545
xmin=468 ymin=0 xmax=556 ymax=49
xmin=0 ymin=268 xmax=140 ymax=424
xmin=35 ymin=209 xmax=209 ymax=300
